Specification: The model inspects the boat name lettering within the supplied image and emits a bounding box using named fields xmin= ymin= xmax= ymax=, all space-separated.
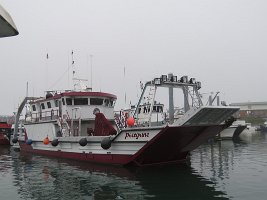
xmin=125 ymin=132 xmax=149 ymax=139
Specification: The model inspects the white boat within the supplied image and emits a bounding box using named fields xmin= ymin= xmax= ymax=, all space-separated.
xmin=218 ymin=120 xmax=247 ymax=140
xmin=239 ymin=123 xmax=258 ymax=138
xmin=13 ymin=73 xmax=239 ymax=166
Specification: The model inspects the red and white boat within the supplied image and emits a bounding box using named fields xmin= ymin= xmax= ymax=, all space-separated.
xmin=0 ymin=122 xmax=12 ymax=145
xmin=14 ymin=73 xmax=239 ymax=166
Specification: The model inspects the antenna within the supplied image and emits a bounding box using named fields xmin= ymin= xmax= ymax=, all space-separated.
xmin=68 ymin=52 xmax=70 ymax=89
xmin=71 ymin=50 xmax=88 ymax=91
xmin=90 ymin=54 xmax=93 ymax=90
xmin=71 ymin=50 xmax=76 ymax=90
xmin=46 ymin=52 xmax=49 ymax=90
xmin=71 ymin=50 xmax=75 ymax=90
xmin=124 ymin=66 xmax=126 ymax=107
xmin=26 ymin=82 xmax=28 ymax=97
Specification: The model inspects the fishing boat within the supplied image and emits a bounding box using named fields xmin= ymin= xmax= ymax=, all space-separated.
xmin=0 ymin=122 xmax=12 ymax=145
xmin=13 ymin=73 xmax=239 ymax=166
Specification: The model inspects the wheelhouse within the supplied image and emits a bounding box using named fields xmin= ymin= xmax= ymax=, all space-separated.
xmin=26 ymin=91 xmax=117 ymax=137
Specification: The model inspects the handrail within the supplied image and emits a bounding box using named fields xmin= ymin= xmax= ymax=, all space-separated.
xmin=29 ymin=110 xmax=59 ymax=123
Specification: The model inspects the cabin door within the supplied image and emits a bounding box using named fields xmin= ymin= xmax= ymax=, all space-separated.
xmin=59 ymin=101 xmax=62 ymax=117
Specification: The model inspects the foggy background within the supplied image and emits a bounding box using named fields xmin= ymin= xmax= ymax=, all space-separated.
xmin=0 ymin=0 xmax=266 ymax=115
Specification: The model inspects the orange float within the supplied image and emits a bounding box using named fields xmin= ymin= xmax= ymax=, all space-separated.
xmin=43 ymin=137 xmax=50 ymax=145
xmin=127 ymin=117 xmax=135 ymax=127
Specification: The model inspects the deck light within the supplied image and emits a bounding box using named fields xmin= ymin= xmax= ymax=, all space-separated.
xmin=180 ymin=76 xmax=188 ymax=83
xmin=172 ymin=76 xmax=177 ymax=82
xmin=189 ymin=78 xmax=196 ymax=84
xmin=154 ymin=78 xmax=161 ymax=85
xmin=161 ymin=75 xmax=168 ymax=82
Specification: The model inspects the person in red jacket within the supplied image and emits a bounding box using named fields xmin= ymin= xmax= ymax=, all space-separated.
xmin=93 ymin=108 xmax=117 ymax=136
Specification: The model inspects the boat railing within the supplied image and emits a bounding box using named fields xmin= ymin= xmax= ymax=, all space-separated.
xmin=27 ymin=110 xmax=60 ymax=123
xmin=114 ymin=111 xmax=127 ymax=131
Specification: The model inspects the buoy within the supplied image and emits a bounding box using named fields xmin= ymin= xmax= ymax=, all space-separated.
xmin=12 ymin=137 xmax=18 ymax=144
xmin=26 ymin=139 xmax=32 ymax=145
xmin=43 ymin=137 xmax=50 ymax=145
xmin=127 ymin=117 xmax=135 ymax=127
xmin=79 ymin=138 xmax=87 ymax=146
xmin=51 ymin=139 xmax=59 ymax=147
xmin=101 ymin=137 xmax=112 ymax=150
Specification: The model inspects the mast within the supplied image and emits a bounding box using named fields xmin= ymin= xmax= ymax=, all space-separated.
xmin=124 ymin=66 xmax=126 ymax=107
xmin=71 ymin=50 xmax=75 ymax=90
xmin=46 ymin=53 xmax=49 ymax=90
xmin=26 ymin=82 xmax=28 ymax=97
xmin=168 ymin=73 xmax=174 ymax=124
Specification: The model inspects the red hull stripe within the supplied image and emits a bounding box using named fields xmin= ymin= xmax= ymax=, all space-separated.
xmin=19 ymin=142 xmax=132 ymax=165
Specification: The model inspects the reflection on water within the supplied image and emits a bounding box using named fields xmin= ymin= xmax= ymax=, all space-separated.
xmin=0 ymin=133 xmax=266 ymax=200
xmin=0 ymin=147 xmax=228 ymax=200
xmin=191 ymin=133 xmax=267 ymax=200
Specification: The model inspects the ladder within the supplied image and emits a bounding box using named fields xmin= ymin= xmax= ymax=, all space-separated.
xmin=146 ymin=85 xmax=157 ymax=126
xmin=114 ymin=111 xmax=127 ymax=131
xmin=57 ymin=116 xmax=71 ymax=137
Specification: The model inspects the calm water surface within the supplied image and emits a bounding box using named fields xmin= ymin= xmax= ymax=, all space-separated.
xmin=0 ymin=133 xmax=266 ymax=200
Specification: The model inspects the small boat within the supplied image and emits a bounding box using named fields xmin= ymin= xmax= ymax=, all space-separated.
xmin=218 ymin=120 xmax=247 ymax=140
xmin=14 ymin=73 xmax=239 ymax=166
xmin=0 ymin=122 xmax=12 ymax=145
xmin=239 ymin=123 xmax=258 ymax=138
xmin=259 ymin=121 xmax=267 ymax=133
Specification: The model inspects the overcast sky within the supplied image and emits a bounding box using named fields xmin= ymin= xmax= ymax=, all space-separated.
xmin=1 ymin=0 xmax=267 ymax=115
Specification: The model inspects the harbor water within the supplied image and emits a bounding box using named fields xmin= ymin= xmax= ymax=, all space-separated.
xmin=0 ymin=133 xmax=266 ymax=200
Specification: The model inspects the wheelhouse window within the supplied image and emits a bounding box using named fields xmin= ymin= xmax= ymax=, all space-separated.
xmin=32 ymin=105 xmax=36 ymax=111
xmin=90 ymin=98 xmax=103 ymax=105
xmin=66 ymin=98 xmax=72 ymax=105
xmin=153 ymin=105 xmax=163 ymax=112
xmin=62 ymin=98 xmax=65 ymax=105
xmin=41 ymin=103 xmax=45 ymax=109
xmin=110 ymin=100 xmax=115 ymax=107
xmin=55 ymin=100 xmax=58 ymax=107
xmin=47 ymin=102 xmax=51 ymax=108
xmin=157 ymin=106 xmax=163 ymax=112
xmin=104 ymin=99 xmax=109 ymax=106
xmin=74 ymin=98 xmax=88 ymax=105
